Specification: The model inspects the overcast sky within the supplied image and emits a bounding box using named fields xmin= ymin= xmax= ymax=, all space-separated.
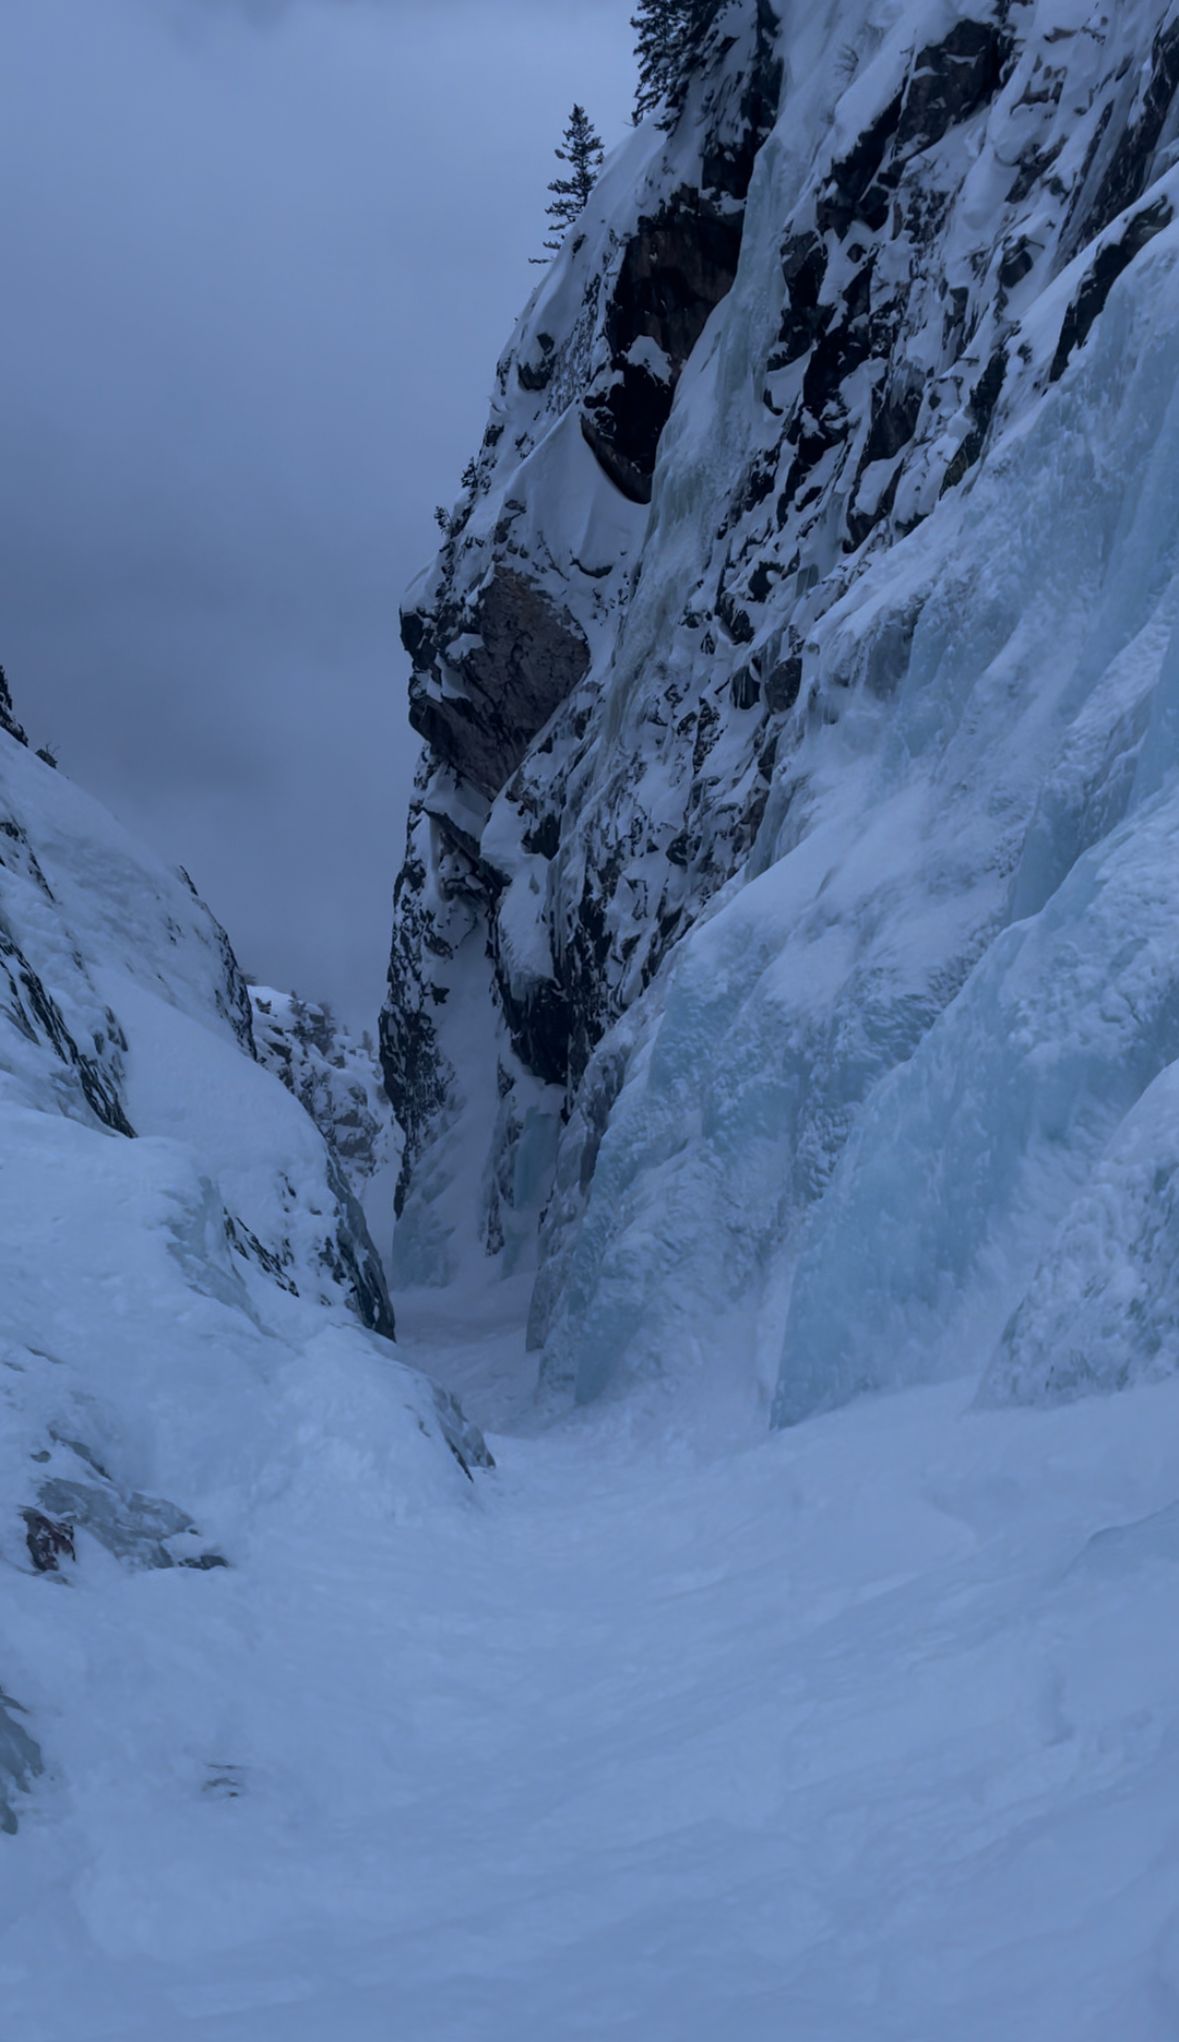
xmin=0 ymin=0 xmax=634 ymax=1027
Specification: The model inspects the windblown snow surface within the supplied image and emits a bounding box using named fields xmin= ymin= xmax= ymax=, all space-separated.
xmin=9 ymin=0 xmax=1179 ymax=2034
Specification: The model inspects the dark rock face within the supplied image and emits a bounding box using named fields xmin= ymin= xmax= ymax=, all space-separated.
xmin=941 ymin=346 xmax=1008 ymax=496
xmin=768 ymin=16 xmax=1017 ymax=562
xmin=322 ymin=1152 xmax=397 ymax=1340
xmin=582 ymin=192 xmax=745 ymax=503
xmin=381 ymin=988 xmax=447 ymax=1222
xmin=896 ymin=19 xmax=1011 ymax=158
xmin=23 ymin=1508 xmax=76 ymax=1573
xmin=493 ymin=950 xmax=572 ymax=1092
xmin=407 ymin=571 xmax=592 ymax=800
xmin=607 ymin=190 xmax=746 ymax=371
xmin=381 ymin=801 xmax=460 ymax=1219
xmin=1051 ymin=195 xmax=1175 ymax=383
xmin=1067 ymin=16 xmax=1179 ymax=253
xmin=578 ymin=4 xmax=781 ymax=506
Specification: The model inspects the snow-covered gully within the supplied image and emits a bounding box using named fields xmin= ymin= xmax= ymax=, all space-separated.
xmin=9 ymin=2 xmax=1179 ymax=2031
xmin=380 ymin=1314 xmax=1179 ymax=2042
xmin=16 ymin=1306 xmax=1179 ymax=2042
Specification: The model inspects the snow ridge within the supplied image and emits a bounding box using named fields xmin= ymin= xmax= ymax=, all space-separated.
xmin=0 ymin=714 xmax=489 ymax=1841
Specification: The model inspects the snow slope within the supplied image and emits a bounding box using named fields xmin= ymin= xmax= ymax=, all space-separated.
xmin=6 ymin=1295 xmax=1179 ymax=2039
xmin=8 ymin=2 xmax=1179 ymax=2028
xmin=0 ymin=720 xmax=489 ymax=1860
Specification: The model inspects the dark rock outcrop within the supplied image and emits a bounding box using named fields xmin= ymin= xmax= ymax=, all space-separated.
xmin=35 ymin=1443 xmax=227 ymax=1571
xmin=407 ymin=571 xmax=592 ymax=799
xmin=581 ymin=192 xmax=745 ymax=503
xmin=23 ymin=1508 xmax=76 ymax=1573
xmin=1051 ymin=194 xmax=1174 ymax=382
xmin=323 ymin=1153 xmax=397 ymax=1341
xmin=1065 ymin=14 xmax=1179 ymax=253
xmin=0 ymin=907 xmax=135 ymax=1138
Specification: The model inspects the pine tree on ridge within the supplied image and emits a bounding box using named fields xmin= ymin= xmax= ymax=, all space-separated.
xmin=536 ymin=104 xmax=605 ymax=260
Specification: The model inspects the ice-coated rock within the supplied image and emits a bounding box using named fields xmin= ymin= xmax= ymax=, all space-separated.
xmin=382 ymin=0 xmax=780 ymax=1278
xmin=249 ymin=984 xmax=401 ymax=1332
xmin=385 ymin=0 xmax=1179 ymax=1427
xmin=249 ymin=989 xmax=396 ymax=1195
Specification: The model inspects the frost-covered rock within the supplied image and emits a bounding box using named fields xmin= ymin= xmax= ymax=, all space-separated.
xmin=386 ymin=0 xmax=1179 ymax=1426
xmin=382 ymin=0 xmax=780 ymax=1281
xmin=0 ymin=704 xmax=489 ymax=1833
xmin=249 ymin=984 xmax=402 ymax=1315
xmin=249 ymin=988 xmax=400 ymax=1204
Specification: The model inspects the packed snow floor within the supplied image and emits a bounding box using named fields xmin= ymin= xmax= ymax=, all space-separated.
xmin=5 ymin=1296 xmax=1179 ymax=2041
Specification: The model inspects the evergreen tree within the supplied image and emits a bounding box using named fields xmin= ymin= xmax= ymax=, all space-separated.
xmin=540 ymin=105 xmax=605 ymax=257
xmin=631 ymin=0 xmax=720 ymax=123
xmin=631 ymin=0 xmax=687 ymax=119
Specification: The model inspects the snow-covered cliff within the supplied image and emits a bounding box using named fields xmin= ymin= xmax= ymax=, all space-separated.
xmin=385 ymin=0 xmax=1179 ymax=1427
xmin=250 ymin=988 xmax=397 ymax=1202
xmin=0 ymin=703 xmax=488 ymax=1837
xmin=250 ymin=983 xmax=402 ymax=1282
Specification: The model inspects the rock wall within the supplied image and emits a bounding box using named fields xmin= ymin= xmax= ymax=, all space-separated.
xmin=383 ymin=0 xmax=780 ymax=1281
xmin=384 ymin=0 xmax=1179 ymax=1420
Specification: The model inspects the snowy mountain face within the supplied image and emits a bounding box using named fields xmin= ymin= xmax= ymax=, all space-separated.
xmin=10 ymin=5 xmax=1179 ymax=2022
xmin=0 ymin=707 xmax=489 ymax=1840
xmin=384 ymin=0 xmax=1179 ymax=1429
xmin=249 ymin=988 xmax=398 ymax=1204
xmin=250 ymin=984 xmax=402 ymax=1304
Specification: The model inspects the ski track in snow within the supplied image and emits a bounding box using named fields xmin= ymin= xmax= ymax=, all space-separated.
xmin=7 ymin=1291 xmax=1179 ymax=2041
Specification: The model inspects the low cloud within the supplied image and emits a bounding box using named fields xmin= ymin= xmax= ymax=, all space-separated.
xmin=0 ymin=0 xmax=633 ymax=1024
